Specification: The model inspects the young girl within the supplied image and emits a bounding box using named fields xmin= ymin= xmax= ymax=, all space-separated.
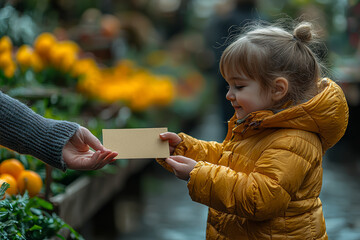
xmin=158 ymin=21 xmax=349 ymax=239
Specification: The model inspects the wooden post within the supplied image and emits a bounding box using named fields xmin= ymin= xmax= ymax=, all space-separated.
xmin=45 ymin=164 xmax=53 ymax=201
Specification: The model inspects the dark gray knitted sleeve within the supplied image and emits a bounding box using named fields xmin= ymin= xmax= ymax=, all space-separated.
xmin=0 ymin=91 xmax=79 ymax=171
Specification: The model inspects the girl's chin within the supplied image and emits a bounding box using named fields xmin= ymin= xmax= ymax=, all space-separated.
xmin=235 ymin=111 xmax=246 ymax=119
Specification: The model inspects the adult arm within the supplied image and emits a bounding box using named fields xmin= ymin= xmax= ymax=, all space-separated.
xmin=1 ymin=91 xmax=83 ymax=170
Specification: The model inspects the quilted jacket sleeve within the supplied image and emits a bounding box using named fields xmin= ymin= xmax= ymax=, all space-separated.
xmin=156 ymin=132 xmax=223 ymax=173
xmin=174 ymin=133 xmax=223 ymax=163
xmin=187 ymin=134 xmax=317 ymax=221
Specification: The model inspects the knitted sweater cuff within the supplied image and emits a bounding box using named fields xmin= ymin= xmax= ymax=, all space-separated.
xmin=0 ymin=91 xmax=79 ymax=171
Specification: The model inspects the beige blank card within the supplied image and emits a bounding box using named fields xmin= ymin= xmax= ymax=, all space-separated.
xmin=102 ymin=128 xmax=170 ymax=159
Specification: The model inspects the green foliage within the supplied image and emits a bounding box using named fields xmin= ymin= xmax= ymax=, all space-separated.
xmin=0 ymin=5 xmax=39 ymax=46
xmin=0 ymin=183 xmax=83 ymax=240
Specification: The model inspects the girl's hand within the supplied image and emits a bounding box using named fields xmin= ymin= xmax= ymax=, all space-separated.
xmin=159 ymin=132 xmax=182 ymax=155
xmin=165 ymin=155 xmax=196 ymax=181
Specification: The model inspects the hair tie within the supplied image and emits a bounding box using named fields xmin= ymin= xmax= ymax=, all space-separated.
xmin=292 ymin=35 xmax=298 ymax=42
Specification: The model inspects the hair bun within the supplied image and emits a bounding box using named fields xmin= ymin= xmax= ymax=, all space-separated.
xmin=293 ymin=22 xmax=314 ymax=43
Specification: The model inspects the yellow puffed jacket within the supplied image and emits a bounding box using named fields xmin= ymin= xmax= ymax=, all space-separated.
xmin=158 ymin=78 xmax=349 ymax=239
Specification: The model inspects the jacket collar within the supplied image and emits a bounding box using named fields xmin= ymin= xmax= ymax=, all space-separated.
xmin=227 ymin=78 xmax=349 ymax=151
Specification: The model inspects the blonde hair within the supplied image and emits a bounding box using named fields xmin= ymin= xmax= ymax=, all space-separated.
xmin=220 ymin=21 xmax=323 ymax=109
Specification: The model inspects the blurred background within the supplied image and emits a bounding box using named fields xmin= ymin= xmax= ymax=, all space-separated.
xmin=0 ymin=0 xmax=359 ymax=239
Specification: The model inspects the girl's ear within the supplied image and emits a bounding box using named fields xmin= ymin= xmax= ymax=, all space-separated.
xmin=272 ymin=77 xmax=288 ymax=101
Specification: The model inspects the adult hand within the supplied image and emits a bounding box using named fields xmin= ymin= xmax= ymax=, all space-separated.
xmin=159 ymin=132 xmax=182 ymax=155
xmin=165 ymin=155 xmax=196 ymax=181
xmin=62 ymin=126 xmax=118 ymax=170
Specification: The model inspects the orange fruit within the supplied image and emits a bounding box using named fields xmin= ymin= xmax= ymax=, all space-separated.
xmin=0 ymin=173 xmax=18 ymax=196
xmin=17 ymin=170 xmax=43 ymax=197
xmin=0 ymin=158 xmax=25 ymax=179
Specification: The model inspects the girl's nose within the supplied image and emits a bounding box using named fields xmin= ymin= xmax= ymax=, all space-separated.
xmin=226 ymin=89 xmax=234 ymax=101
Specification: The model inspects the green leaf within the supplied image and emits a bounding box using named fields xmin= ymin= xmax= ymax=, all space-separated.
xmin=16 ymin=232 xmax=26 ymax=240
xmin=29 ymin=224 xmax=43 ymax=231
xmin=0 ymin=182 xmax=10 ymax=199
xmin=0 ymin=187 xmax=83 ymax=239
xmin=30 ymin=208 xmax=42 ymax=216
xmin=56 ymin=233 xmax=66 ymax=240
xmin=32 ymin=197 xmax=54 ymax=210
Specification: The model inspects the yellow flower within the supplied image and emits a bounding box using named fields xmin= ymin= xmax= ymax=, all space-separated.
xmin=0 ymin=51 xmax=13 ymax=68
xmin=31 ymin=53 xmax=44 ymax=72
xmin=49 ymin=41 xmax=79 ymax=72
xmin=60 ymin=41 xmax=80 ymax=54
xmin=72 ymin=58 xmax=98 ymax=77
xmin=152 ymin=77 xmax=175 ymax=105
xmin=0 ymin=36 xmax=12 ymax=54
xmin=61 ymin=52 xmax=77 ymax=72
xmin=76 ymin=58 xmax=176 ymax=111
xmin=34 ymin=32 xmax=57 ymax=61
xmin=15 ymin=45 xmax=45 ymax=72
xmin=3 ymin=62 xmax=16 ymax=78
xmin=99 ymin=83 xmax=125 ymax=103
xmin=114 ymin=60 xmax=136 ymax=77
xmin=77 ymin=72 xmax=101 ymax=95
xmin=16 ymin=45 xmax=33 ymax=68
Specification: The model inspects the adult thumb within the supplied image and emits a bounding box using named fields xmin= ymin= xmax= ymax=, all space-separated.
xmin=81 ymin=127 xmax=105 ymax=151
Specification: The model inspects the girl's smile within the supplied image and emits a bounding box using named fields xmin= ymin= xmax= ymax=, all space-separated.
xmin=225 ymin=74 xmax=274 ymax=119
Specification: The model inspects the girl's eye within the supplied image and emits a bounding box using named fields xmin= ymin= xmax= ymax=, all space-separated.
xmin=226 ymin=85 xmax=244 ymax=90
